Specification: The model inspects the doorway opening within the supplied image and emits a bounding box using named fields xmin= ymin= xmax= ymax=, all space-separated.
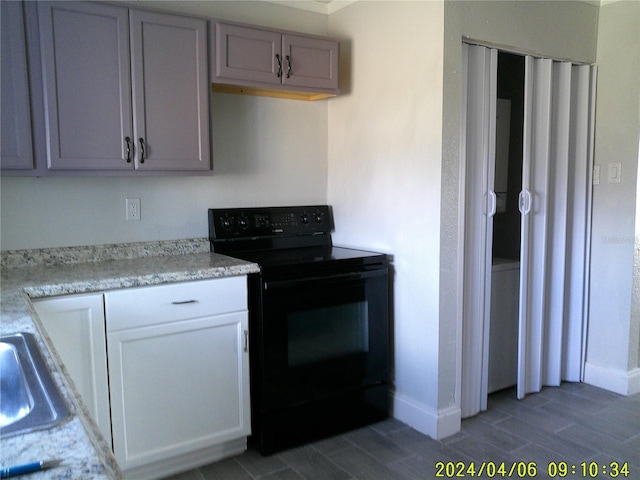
xmin=487 ymin=52 xmax=524 ymax=395
xmin=460 ymin=43 xmax=596 ymax=418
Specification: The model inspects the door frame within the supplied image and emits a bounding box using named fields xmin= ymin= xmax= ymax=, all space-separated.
xmin=458 ymin=40 xmax=596 ymax=416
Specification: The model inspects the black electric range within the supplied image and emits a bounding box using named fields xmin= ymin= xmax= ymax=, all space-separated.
xmin=208 ymin=206 xmax=391 ymax=455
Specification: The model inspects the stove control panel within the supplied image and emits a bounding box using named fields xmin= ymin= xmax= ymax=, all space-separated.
xmin=209 ymin=206 xmax=334 ymax=240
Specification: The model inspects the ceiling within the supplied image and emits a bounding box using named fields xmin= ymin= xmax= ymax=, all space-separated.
xmin=264 ymin=0 xmax=357 ymax=15
xmin=266 ymin=0 xmax=607 ymax=15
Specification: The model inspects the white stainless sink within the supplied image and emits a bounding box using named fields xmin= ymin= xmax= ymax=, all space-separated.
xmin=0 ymin=333 xmax=70 ymax=437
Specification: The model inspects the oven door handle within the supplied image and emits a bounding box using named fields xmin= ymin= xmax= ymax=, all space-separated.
xmin=264 ymin=268 xmax=386 ymax=290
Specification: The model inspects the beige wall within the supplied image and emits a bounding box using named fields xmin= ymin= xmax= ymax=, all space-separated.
xmin=328 ymin=0 xmax=446 ymax=436
xmin=637 ymin=146 xmax=640 ymax=369
xmin=586 ymin=0 xmax=640 ymax=394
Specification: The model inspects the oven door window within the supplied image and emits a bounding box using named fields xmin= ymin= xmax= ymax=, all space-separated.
xmin=288 ymin=301 xmax=369 ymax=367
xmin=261 ymin=269 xmax=388 ymax=409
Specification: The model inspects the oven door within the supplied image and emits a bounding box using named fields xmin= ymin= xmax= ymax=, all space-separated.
xmin=257 ymin=265 xmax=389 ymax=412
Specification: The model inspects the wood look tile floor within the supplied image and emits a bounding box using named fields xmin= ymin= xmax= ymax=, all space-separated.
xmin=164 ymin=383 xmax=639 ymax=480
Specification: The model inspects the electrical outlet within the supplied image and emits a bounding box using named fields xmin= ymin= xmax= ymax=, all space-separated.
xmin=126 ymin=198 xmax=141 ymax=221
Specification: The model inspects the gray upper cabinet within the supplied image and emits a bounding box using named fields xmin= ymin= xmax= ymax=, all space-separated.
xmin=281 ymin=34 xmax=339 ymax=91
xmin=39 ymin=2 xmax=131 ymax=171
xmin=1 ymin=2 xmax=35 ymax=171
xmin=129 ymin=10 xmax=210 ymax=172
xmin=212 ymin=21 xmax=339 ymax=100
xmin=215 ymin=23 xmax=283 ymax=87
xmin=38 ymin=2 xmax=211 ymax=174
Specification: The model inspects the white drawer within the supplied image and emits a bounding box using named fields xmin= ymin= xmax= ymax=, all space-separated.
xmin=105 ymin=276 xmax=247 ymax=332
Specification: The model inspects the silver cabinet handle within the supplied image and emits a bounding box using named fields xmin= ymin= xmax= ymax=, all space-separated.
xmin=244 ymin=329 xmax=249 ymax=352
xmin=124 ymin=137 xmax=132 ymax=163
xmin=286 ymin=55 xmax=292 ymax=78
xmin=275 ymin=54 xmax=282 ymax=78
xmin=139 ymin=138 xmax=145 ymax=164
xmin=171 ymin=299 xmax=198 ymax=305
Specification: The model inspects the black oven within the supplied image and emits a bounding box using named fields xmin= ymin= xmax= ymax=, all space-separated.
xmin=209 ymin=206 xmax=390 ymax=455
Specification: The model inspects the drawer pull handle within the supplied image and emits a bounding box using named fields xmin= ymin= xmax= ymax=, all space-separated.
xmin=171 ymin=300 xmax=198 ymax=305
xmin=244 ymin=329 xmax=249 ymax=352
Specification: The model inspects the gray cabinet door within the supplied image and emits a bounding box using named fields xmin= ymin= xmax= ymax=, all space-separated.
xmin=282 ymin=34 xmax=339 ymax=91
xmin=1 ymin=2 xmax=34 ymax=170
xmin=39 ymin=2 xmax=133 ymax=171
xmin=214 ymin=22 xmax=282 ymax=87
xmin=130 ymin=11 xmax=210 ymax=171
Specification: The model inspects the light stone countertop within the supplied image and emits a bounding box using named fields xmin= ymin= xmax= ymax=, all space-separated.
xmin=0 ymin=239 xmax=259 ymax=479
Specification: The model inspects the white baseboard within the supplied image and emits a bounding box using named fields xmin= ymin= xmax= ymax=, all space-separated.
xmin=583 ymin=362 xmax=640 ymax=396
xmin=391 ymin=390 xmax=461 ymax=440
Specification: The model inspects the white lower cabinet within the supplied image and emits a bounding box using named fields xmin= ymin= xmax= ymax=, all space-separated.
xmin=32 ymin=293 xmax=112 ymax=446
xmin=104 ymin=276 xmax=251 ymax=479
xmin=33 ymin=276 xmax=250 ymax=480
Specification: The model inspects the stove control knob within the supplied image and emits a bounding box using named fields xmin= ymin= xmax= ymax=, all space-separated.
xmin=220 ymin=216 xmax=233 ymax=230
xmin=314 ymin=212 xmax=323 ymax=223
xmin=238 ymin=215 xmax=249 ymax=230
xmin=301 ymin=213 xmax=310 ymax=224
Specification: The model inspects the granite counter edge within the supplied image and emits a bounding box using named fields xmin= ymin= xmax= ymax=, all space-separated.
xmin=1 ymin=252 xmax=259 ymax=479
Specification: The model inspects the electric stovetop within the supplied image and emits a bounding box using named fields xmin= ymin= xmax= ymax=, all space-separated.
xmin=224 ymin=245 xmax=386 ymax=269
xmin=208 ymin=205 xmax=388 ymax=272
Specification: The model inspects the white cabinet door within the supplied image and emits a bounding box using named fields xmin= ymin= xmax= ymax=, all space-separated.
xmin=31 ymin=293 xmax=112 ymax=446
xmin=1 ymin=1 xmax=34 ymax=171
xmin=38 ymin=2 xmax=133 ymax=171
xmin=105 ymin=277 xmax=250 ymax=478
xmin=130 ymin=10 xmax=210 ymax=171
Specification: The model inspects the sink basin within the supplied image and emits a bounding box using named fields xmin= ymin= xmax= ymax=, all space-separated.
xmin=0 ymin=342 xmax=34 ymax=427
xmin=0 ymin=333 xmax=70 ymax=437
